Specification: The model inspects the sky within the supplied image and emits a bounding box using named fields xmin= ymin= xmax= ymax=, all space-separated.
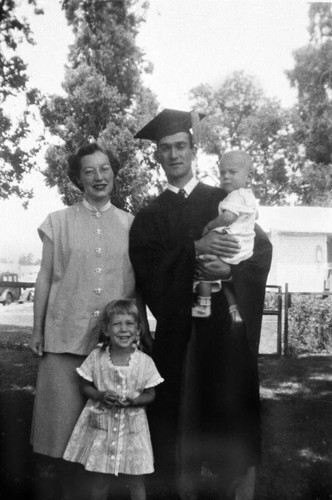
xmin=1 ymin=0 xmax=312 ymax=264
xmin=138 ymin=0 xmax=309 ymax=108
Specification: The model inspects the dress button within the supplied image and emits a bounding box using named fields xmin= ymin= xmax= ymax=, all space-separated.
xmin=111 ymin=441 xmax=116 ymax=446
xmin=92 ymin=310 xmax=100 ymax=317
xmin=111 ymin=455 xmax=115 ymax=460
xmin=95 ymin=267 xmax=102 ymax=274
xmin=113 ymin=427 xmax=117 ymax=432
xmin=95 ymin=228 xmax=102 ymax=235
xmin=95 ymin=247 xmax=103 ymax=255
xmin=114 ymin=413 xmax=119 ymax=418
xmin=95 ymin=212 xmax=101 ymax=218
xmin=93 ymin=288 xmax=102 ymax=295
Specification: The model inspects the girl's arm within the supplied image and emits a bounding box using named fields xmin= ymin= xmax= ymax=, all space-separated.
xmin=203 ymin=209 xmax=238 ymax=235
xmin=79 ymin=377 xmax=118 ymax=406
xmin=80 ymin=377 xmax=103 ymax=401
xmin=29 ymin=236 xmax=53 ymax=357
xmin=81 ymin=379 xmax=156 ymax=408
xmin=124 ymin=387 xmax=156 ymax=407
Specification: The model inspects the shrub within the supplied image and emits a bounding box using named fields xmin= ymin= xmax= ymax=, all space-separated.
xmin=264 ymin=290 xmax=281 ymax=311
xmin=288 ymin=294 xmax=332 ymax=355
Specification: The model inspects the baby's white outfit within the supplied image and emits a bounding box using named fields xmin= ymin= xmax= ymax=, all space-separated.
xmin=213 ymin=187 xmax=257 ymax=265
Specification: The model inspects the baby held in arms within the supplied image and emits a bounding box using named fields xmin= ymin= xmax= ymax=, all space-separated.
xmin=192 ymin=150 xmax=258 ymax=324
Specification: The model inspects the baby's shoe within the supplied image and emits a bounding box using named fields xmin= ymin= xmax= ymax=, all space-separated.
xmin=229 ymin=305 xmax=243 ymax=332
xmin=192 ymin=303 xmax=211 ymax=318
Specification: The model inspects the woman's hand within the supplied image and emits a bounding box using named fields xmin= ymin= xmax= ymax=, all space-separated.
xmin=31 ymin=235 xmax=53 ymax=359
xmin=29 ymin=330 xmax=44 ymax=357
xmin=195 ymin=254 xmax=231 ymax=281
xmin=195 ymin=232 xmax=240 ymax=259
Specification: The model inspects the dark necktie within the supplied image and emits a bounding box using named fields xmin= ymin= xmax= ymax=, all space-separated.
xmin=178 ymin=189 xmax=186 ymax=199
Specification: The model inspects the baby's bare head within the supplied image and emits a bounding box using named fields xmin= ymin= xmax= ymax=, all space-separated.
xmin=219 ymin=151 xmax=254 ymax=192
xmin=220 ymin=150 xmax=254 ymax=173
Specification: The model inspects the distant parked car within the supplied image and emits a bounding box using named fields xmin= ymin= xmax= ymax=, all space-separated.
xmin=0 ymin=273 xmax=21 ymax=305
xmin=18 ymin=288 xmax=34 ymax=303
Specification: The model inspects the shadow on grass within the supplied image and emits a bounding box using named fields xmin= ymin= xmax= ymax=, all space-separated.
xmin=257 ymin=355 xmax=332 ymax=500
xmin=259 ymin=355 xmax=332 ymax=401
xmin=0 ymin=340 xmax=331 ymax=499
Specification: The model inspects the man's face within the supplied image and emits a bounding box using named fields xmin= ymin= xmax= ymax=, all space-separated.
xmin=157 ymin=132 xmax=195 ymax=187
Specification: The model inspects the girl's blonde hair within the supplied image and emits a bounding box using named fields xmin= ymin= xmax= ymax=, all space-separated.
xmin=96 ymin=299 xmax=143 ymax=350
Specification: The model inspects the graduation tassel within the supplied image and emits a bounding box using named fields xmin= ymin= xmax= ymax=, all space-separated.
xmin=191 ymin=111 xmax=201 ymax=147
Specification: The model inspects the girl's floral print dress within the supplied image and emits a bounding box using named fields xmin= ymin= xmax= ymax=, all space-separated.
xmin=63 ymin=346 xmax=163 ymax=475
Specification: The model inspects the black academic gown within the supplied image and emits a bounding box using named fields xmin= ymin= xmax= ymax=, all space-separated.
xmin=129 ymin=182 xmax=272 ymax=485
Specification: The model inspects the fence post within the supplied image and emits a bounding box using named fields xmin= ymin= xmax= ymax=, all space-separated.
xmin=284 ymin=283 xmax=289 ymax=356
xmin=277 ymin=287 xmax=282 ymax=356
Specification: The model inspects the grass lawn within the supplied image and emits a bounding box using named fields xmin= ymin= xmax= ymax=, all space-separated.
xmin=0 ymin=325 xmax=331 ymax=499
xmin=258 ymin=356 xmax=332 ymax=500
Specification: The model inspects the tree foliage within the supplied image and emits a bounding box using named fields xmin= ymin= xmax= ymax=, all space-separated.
xmin=286 ymin=2 xmax=332 ymax=206
xmin=190 ymin=71 xmax=305 ymax=205
xmin=18 ymin=252 xmax=40 ymax=265
xmin=288 ymin=294 xmax=332 ymax=355
xmin=40 ymin=0 xmax=160 ymax=213
xmin=0 ymin=0 xmax=42 ymax=205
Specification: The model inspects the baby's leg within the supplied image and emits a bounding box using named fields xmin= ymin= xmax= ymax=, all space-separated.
xmin=127 ymin=475 xmax=146 ymax=500
xmin=197 ymin=280 xmax=213 ymax=298
xmin=223 ymin=283 xmax=237 ymax=306
xmin=192 ymin=281 xmax=213 ymax=318
xmin=223 ymin=283 xmax=243 ymax=328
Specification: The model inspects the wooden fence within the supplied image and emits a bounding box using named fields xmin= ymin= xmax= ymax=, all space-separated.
xmin=1 ymin=280 xmax=331 ymax=357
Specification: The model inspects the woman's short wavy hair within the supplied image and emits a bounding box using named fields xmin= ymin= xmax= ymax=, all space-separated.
xmin=68 ymin=143 xmax=120 ymax=191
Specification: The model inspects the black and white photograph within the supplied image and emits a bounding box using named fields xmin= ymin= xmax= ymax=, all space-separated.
xmin=0 ymin=1 xmax=331 ymax=499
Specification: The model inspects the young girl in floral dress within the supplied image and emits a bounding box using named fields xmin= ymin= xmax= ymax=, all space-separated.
xmin=63 ymin=299 xmax=163 ymax=500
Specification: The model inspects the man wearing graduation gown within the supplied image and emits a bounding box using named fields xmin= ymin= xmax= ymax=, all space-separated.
xmin=129 ymin=109 xmax=272 ymax=500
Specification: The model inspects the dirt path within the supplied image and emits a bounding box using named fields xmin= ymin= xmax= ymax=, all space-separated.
xmin=0 ymin=302 xmax=33 ymax=327
xmin=0 ymin=302 xmax=280 ymax=354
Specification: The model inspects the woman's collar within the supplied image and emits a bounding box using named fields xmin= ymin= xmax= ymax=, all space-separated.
xmin=82 ymin=198 xmax=112 ymax=213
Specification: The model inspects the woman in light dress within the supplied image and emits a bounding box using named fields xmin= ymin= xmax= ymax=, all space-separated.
xmin=29 ymin=143 xmax=139 ymax=499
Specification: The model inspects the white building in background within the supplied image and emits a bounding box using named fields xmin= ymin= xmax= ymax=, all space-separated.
xmin=259 ymin=206 xmax=332 ymax=293
xmin=1 ymin=206 xmax=331 ymax=294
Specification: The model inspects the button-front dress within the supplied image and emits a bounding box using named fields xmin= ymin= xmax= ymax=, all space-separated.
xmin=63 ymin=347 xmax=163 ymax=475
xmin=31 ymin=201 xmax=136 ymax=458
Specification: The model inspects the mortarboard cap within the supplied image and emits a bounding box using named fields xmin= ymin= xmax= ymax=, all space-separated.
xmin=134 ymin=108 xmax=205 ymax=144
